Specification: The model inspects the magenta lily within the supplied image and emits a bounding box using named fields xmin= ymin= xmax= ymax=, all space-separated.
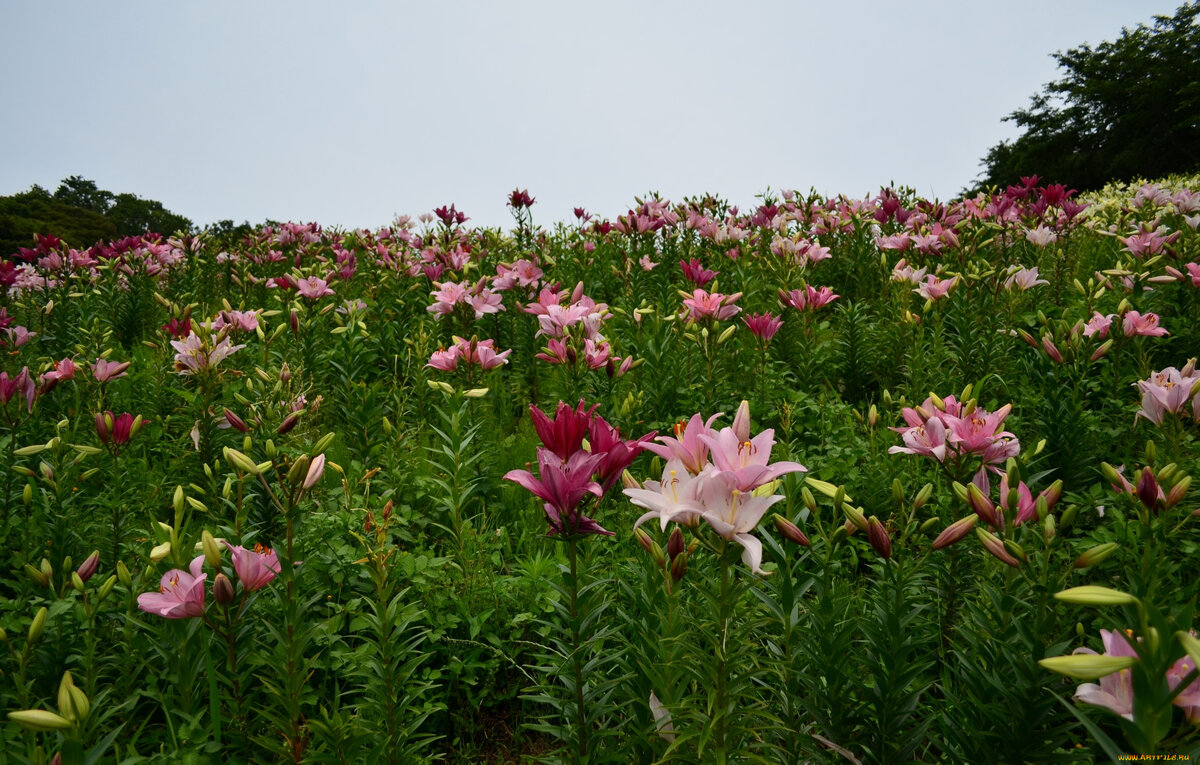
xmin=504 ymin=448 xmax=608 ymax=536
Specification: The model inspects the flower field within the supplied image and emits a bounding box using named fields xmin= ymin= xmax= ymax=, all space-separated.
xmin=2 ymin=175 xmax=1200 ymax=763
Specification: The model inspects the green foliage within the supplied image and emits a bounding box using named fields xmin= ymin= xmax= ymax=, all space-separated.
xmin=976 ymin=3 xmax=1200 ymax=191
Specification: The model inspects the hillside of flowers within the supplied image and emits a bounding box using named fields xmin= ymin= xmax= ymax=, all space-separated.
xmin=2 ymin=175 xmax=1200 ymax=763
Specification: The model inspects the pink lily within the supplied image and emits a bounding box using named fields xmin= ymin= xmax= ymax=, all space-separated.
xmin=504 ymin=448 xmax=608 ymax=536
xmin=699 ymin=426 xmax=807 ymax=492
xmin=223 ymin=541 xmax=281 ymax=592
xmin=695 ymin=473 xmax=785 ymax=575
xmin=625 ymin=459 xmax=706 ymax=532
xmin=137 ymin=556 xmax=207 ymax=619
xmin=91 ymin=358 xmax=131 ymax=383
xmin=643 ymin=412 xmax=723 ymax=475
xmin=1123 ymin=310 xmax=1168 ymax=338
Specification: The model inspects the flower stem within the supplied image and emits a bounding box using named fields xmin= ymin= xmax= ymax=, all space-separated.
xmin=566 ymin=535 xmax=588 ymax=763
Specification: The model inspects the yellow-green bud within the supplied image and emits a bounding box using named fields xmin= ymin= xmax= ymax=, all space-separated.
xmin=891 ymin=479 xmax=905 ymax=507
xmin=22 ymin=483 xmax=32 ymax=507
xmin=29 ymin=606 xmax=47 ymax=643
xmin=1073 ymin=542 xmax=1119 ymax=570
xmin=71 ymin=572 xmax=85 ymax=592
xmin=150 ymin=541 xmax=172 ymax=561
xmin=1039 ymin=654 xmax=1137 ymax=681
xmin=7 ymin=709 xmax=74 ymax=732
xmin=224 ymin=447 xmax=260 ymax=476
xmin=201 ymin=530 xmax=221 ymax=568
xmin=97 ymin=574 xmax=116 ymax=603
xmin=117 ymin=560 xmax=131 ymax=586
xmin=173 ymin=485 xmax=185 ymax=516
xmin=913 ymin=482 xmax=933 ymax=509
xmin=1054 ymin=585 xmax=1138 ymax=606
xmin=801 ymin=487 xmax=817 ymax=513
xmin=842 ymin=503 xmax=868 ymax=532
xmin=312 ymin=432 xmax=336 ymax=455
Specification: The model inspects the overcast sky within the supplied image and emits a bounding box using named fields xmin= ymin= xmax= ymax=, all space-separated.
xmin=0 ymin=1 xmax=1185 ymax=231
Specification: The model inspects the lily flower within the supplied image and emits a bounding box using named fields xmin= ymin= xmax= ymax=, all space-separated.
xmin=699 ymin=426 xmax=806 ymax=492
xmin=223 ymin=541 xmax=281 ymax=592
xmin=137 ymin=556 xmax=207 ymax=619
xmin=504 ymin=448 xmax=608 ymax=536
xmin=695 ymin=473 xmax=784 ymax=575
xmin=625 ymin=459 xmax=707 ymax=532
xmin=643 ymin=412 xmax=723 ymax=475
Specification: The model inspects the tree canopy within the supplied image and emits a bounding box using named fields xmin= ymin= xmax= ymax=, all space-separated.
xmin=975 ymin=2 xmax=1200 ymax=192
xmin=0 ymin=176 xmax=192 ymax=256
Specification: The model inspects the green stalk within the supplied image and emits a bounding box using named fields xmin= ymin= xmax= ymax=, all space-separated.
xmin=566 ymin=534 xmax=588 ymax=764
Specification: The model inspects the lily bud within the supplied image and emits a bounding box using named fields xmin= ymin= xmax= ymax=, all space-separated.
xmin=975 ymin=528 xmax=1019 ymax=567
xmin=773 ymin=514 xmax=810 ymax=547
xmin=224 ymin=447 xmax=260 ymax=476
xmin=1039 ymin=654 xmax=1137 ymax=681
xmin=1041 ymin=335 xmax=1063 ymax=364
xmin=7 ymin=709 xmax=74 ymax=732
xmin=912 ymin=482 xmax=933 ymax=509
xmin=117 ymin=561 xmax=131 ymax=586
xmin=891 ymin=479 xmax=905 ymax=507
xmin=801 ymin=487 xmax=817 ymax=513
xmin=302 ymin=454 xmax=326 ymax=489
xmin=1136 ymin=468 xmax=1161 ymax=511
xmin=1054 ymin=585 xmax=1138 ymax=606
xmin=173 ymin=485 xmax=185 ymax=516
xmin=666 ymin=528 xmax=685 ymax=560
xmin=1073 ymin=542 xmax=1119 ymax=569
xmin=277 ymin=412 xmax=300 ymax=435
xmin=287 ymin=454 xmax=310 ymax=486
xmin=931 ymin=515 xmax=978 ymax=550
xmin=213 ymin=573 xmax=235 ymax=605
xmin=951 ymin=481 xmax=969 ymax=504
xmin=150 ymin=541 xmax=172 ymax=561
xmin=201 ymin=530 xmax=221 ymax=568
xmin=967 ymin=483 xmax=999 ymax=527
xmin=1090 ymin=339 xmax=1113 ymax=362
xmin=29 ymin=606 xmax=47 ymax=643
xmin=866 ymin=516 xmax=892 ymax=559
xmin=1002 ymin=538 xmax=1027 ymax=563
xmin=621 ymin=470 xmax=641 ymax=491
xmin=669 ymin=550 xmax=688 ymax=583
xmin=732 ymin=400 xmax=750 ymax=442
xmin=867 ymin=404 xmax=878 ymax=428
xmin=1167 ymin=475 xmax=1191 ymax=507
xmin=24 ymin=563 xmax=49 ymax=588
xmin=841 ymin=503 xmax=868 ymax=532
xmin=224 ymin=409 xmax=249 ymax=433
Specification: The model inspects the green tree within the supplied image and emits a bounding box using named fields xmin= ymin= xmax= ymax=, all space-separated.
xmin=975 ymin=2 xmax=1200 ymax=191
xmin=53 ymin=175 xmax=114 ymax=214
xmin=107 ymin=192 xmax=192 ymax=237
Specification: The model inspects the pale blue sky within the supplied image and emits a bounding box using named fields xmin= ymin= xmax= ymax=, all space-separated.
xmin=0 ymin=1 xmax=1185 ymax=230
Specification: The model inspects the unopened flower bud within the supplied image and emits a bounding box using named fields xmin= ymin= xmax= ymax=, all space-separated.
xmin=213 ymin=573 xmax=235 ymax=605
xmin=7 ymin=709 xmax=74 ymax=732
xmin=801 ymin=487 xmax=817 ymax=513
xmin=1090 ymin=339 xmax=1113 ymax=362
xmin=150 ymin=541 xmax=172 ymax=561
xmin=1073 ymin=542 xmax=1119 ymax=569
xmin=75 ymin=551 xmax=99 ymax=580
xmin=173 ymin=485 xmax=185 ymax=516
xmin=732 ymin=400 xmax=751 ymax=442
xmin=773 ymin=514 xmax=810 ymax=547
xmin=842 ymin=503 xmax=868 ymax=532
xmin=224 ymin=409 xmax=249 ymax=433
xmin=277 ymin=413 xmax=300 ymax=435
xmin=29 ymin=606 xmax=47 ymax=643
xmin=1002 ymin=538 xmax=1027 ymax=563
xmin=967 ymin=483 xmax=999 ymax=527
xmin=201 ymin=530 xmax=221 ymax=568
xmin=975 ymin=528 xmax=1019 ymax=567
xmin=891 ymin=479 xmax=905 ymax=507
xmin=1136 ymin=468 xmax=1161 ymax=511
xmin=666 ymin=528 xmax=685 ymax=560
xmin=931 ymin=515 xmax=978 ymax=550
xmin=117 ymin=560 xmax=131 ymax=586
xmin=303 ymin=454 xmax=326 ymax=489
xmin=913 ymin=482 xmax=933 ymax=509
xmin=1054 ymin=585 xmax=1138 ymax=606
xmin=24 ymin=563 xmax=49 ymax=588
xmin=1041 ymin=335 xmax=1063 ymax=364
xmin=97 ymin=574 xmax=116 ymax=602
xmin=669 ymin=550 xmax=687 ymax=582
xmin=867 ymin=516 xmax=892 ymax=559
xmin=1167 ymin=475 xmax=1192 ymax=507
